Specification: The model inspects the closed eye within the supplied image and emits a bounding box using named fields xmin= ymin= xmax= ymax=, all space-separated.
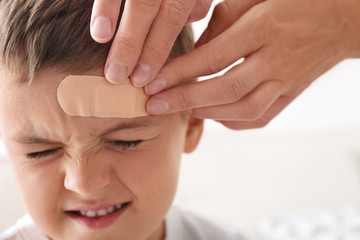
xmin=109 ymin=140 xmax=142 ymax=150
xmin=26 ymin=148 xmax=61 ymax=159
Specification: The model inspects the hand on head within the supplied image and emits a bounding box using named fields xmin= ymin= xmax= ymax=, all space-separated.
xmin=91 ymin=0 xmax=360 ymax=130
xmin=90 ymin=0 xmax=212 ymax=85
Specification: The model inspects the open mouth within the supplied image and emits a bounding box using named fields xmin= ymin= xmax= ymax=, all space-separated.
xmin=67 ymin=202 xmax=130 ymax=219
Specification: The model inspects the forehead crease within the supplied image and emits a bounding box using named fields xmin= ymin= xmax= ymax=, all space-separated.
xmin=11 ymin=112 xmax=76 ymax=141
xmin=13 ymin=115 xmax=164 ymax=143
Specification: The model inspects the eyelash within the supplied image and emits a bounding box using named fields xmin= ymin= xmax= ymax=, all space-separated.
xmin=109 ymin=140 xmax=142 ymax=150
xmin=26 ymin=148 xmax=60 ymax=159
xmin=26 ymin=141 xmax=142 ymax=159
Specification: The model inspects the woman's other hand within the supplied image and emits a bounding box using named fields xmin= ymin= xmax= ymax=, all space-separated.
xmin=145 ymin=0 xmax=360 ymax=130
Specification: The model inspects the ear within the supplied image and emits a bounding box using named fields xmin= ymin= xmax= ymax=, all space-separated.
xmin=184 ymin=117 xmax=204 ymax=153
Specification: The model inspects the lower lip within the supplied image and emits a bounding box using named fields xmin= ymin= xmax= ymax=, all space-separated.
xmin=66 ymin=204 xmax=129 ymax=229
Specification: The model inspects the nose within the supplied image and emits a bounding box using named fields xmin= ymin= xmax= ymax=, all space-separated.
xmin=64 ymin=156 xmax=112 ymax=197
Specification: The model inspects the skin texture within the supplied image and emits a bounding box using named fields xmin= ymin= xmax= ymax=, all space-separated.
xmin=90 ymin=0 xmax=212 ymax=85
xmin=0 ymin=68 xmax=204 ymax=240
xmin=92 ymin=0 xmax=360 ymax=130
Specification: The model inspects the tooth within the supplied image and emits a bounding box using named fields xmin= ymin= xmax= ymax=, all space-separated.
xmin=97 ymin=209 xmax=107 ymax=216
xmin=86 ymin=211 xmax=96 ymax=218
xmin=116 ymin=204 xmax=122 ymax=209
xmin=107 ymin=206 xmax=115 ymax=213
xmin=80 ymin=211 xmax=86 ymax=216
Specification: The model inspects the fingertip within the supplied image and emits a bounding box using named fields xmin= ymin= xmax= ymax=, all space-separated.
xmin=91 ymin=16 xmax=113 ymax=43
xmin=130 ymin=64 xmax=152 ymax=87
xmin=144 ymin=79 xmax=167 ymax=95
xmin=146 ymin=98 xmax=169 ymax=115
xmin=105 ymin=60 xmax=129 ymax=84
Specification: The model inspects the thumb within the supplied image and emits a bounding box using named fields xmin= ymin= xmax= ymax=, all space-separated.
xmin=195 ymin=0 xmax=264 ymax=47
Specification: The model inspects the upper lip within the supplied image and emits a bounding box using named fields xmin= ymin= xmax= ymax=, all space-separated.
xmin=65 ymin=201 xmax=131 ymax=212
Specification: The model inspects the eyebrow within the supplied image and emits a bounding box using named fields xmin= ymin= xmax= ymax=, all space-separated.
xmin=98 ymin=119 xmax=156 ymax=137
xmin=13 ymin=117 xmax=158 ymax=144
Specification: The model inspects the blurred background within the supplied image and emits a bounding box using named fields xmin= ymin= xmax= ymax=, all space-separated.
xmin=1 ymin=1 xmax=360 ymax=239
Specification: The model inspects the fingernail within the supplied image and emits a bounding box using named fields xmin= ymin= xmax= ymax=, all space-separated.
xmin=147 ymin=99 xmax=169 ymax=114
xmin=92 ymin=16 xmax=112 ymax=41
xmin=145 ymin=79 xmax=167 ymax=95
xmin=195 ymin=29 xmax=210 ymax=48
xmin=106 ymin=61 xmax=128 ymax=84
xmin=131 ymin=64 xmax=152 ymax=87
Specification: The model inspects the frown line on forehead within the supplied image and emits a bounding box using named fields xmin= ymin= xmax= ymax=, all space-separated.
xmin=12 ymin=116 xmax=161 ymax=145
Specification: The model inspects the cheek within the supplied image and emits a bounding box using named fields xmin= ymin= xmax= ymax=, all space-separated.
xmin=112 ymin=147 xmax=181 ymax=201
xmin=111 ymin=129 xmax=185 ymax=211
xmin=9 ymin=157 xmax=66 ymax=233
xmin=109 ymin=144 xmax=182 ymax=238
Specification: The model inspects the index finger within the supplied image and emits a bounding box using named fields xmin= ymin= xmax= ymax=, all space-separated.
xmin=104 ymin=0 xmax=163 ymax=84
xmin=146 ymin=56 xmax=265 ymax=114
xmin=145 ymin=3 xmax=268 ymax=95
xmin=129 ymin=0 xmax=199 ymax=87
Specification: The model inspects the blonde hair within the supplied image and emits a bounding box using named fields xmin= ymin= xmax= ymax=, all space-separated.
xmin=0 ymin=0 xmax=193 ymax=83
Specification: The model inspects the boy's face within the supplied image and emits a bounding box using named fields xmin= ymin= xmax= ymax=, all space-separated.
xmin=0 ymin=68 xmax=203 ymax=240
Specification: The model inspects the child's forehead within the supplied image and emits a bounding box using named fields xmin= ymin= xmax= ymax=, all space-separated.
xmin=0 ymin=70 xmax=68 ymax=115
xmin=0 ymin=68 xmax=178 ymax=141
xmin=0 ymin=67 xmax=136 ymax=113
xmin=0 ymin=67 xmax=73 ymax=100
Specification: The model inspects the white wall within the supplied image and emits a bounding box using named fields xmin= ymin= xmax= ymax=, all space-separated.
xmin=180 ymin=1 xmax=360 ymax=238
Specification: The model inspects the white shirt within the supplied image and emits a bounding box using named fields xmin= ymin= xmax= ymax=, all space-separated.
xmin=1 ymin=207 xmax=248 ymax=240
xmin=165 ymin=207 xmax=248 ymax=240
xmin=0 ymin=215 xmax=47 ymax=240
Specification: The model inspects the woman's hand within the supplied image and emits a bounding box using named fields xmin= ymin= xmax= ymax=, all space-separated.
xmin=145 ymin=0 xmax=360 ymax=130
xmin=90 ymin=0 xmax=212 ymax=85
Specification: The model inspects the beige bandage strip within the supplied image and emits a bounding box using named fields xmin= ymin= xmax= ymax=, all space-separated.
xmin=57 ymin=75 xmax=149 ymax=118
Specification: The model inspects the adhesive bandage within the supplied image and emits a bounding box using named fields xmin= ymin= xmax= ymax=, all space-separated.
xmin=57 ymin=75 xmax=149 ymax=118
